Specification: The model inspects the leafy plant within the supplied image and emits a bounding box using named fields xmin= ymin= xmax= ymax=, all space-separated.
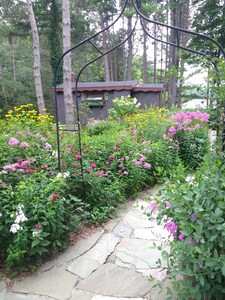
xmin=153 ymin=153 xmax=225 ymax=300
xmin=109 ymin=95 xmax=141 ymax=119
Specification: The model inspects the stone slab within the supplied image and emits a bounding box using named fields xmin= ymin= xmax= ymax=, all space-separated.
xmin=67 ymin=233 xmax=120 ymax=278
xmin=133 ymin=227 xmax=169 ymax=240
xmin=12 ymin=267 xmax=78 ymax=300
xmin=122 ymin=209 xmax=152 ymax=229
xmin=2 ymin=293 xmax=55 ymax=300
xmin=0 ymin=281 xmax=6 ymax=298
xmin=113 ymin=222 xmax=133 ymax=238
xmin=39 ymin=230 xmax=104 ymax=271
xmin=69 ymin=289 xmax=93 ymax=300
xmin=115 ymin=238 xmax=167 ymax=269
xmin=76 ymin=263 xmax=153 ymax=298
xmin=92 ymin=296 xmax=143 ymax=300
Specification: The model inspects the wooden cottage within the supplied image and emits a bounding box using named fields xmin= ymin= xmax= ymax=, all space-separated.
xmin=55 ymin=80 xmax=164 ymax=124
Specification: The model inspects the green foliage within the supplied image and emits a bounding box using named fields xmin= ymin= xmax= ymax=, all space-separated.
xmin=0 ymin=105 xmax=211 ymax=273
xmin=154 ymin=152 xmax=225 ymax=299
xmin=109 ymin=95 xmax=141 ymax=119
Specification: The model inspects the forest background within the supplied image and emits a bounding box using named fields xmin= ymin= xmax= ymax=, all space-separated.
xmin=0 ymin=0 xmax=225 ymax=118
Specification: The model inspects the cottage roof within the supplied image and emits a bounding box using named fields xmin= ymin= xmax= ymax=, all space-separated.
xmin=55 ymin=81 xmax=164 ymax=92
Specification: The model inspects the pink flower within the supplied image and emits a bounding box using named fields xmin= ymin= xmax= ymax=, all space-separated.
xmin=90 ymin=162 xmax=97 ymax=168
xmin=168 ymin=127 xmax=176 ymax=134
xmin=139 ymin=156 xmax=147 ymax=162
xmin=8 ymin=137 xmax=20 ymax=147
xmin=120 ymin=134 xmax=126 ymax=137
xmin=98 ymin=150 xmax=102 ymax=154
xmin=119 ymin=163 xmax=124 ymax=168
xmin=118 ymin=170 xmax=122 ymax=174
xmin=147 ymin=149 xmax=152 ymax=153
xmin=85 ymin=148 xmax=90 ymax=153
xmin=44 ymin=143 xmax=52 ymax=150
xmin=123 ymin=170 xmax=128 ymax=175
xmin=134 ymin=160 xmax=142 ymax=165
xmin=162 ymin=134 xmax=167 ymax=140
xmin=97 ymin=170 xmax=105 ymax=176
xmin=86 ymin=169 xmax=92 ymax=173
xmin=165 ymin=201 xmax=172 ymax=208
xmin=72 ymin=163 xmax=78 ymax=168
xmin=20 ymin=142 xmax=29 ymax=149
xmin=109 ymin=155 xmax=116 ymax=159
xmin=40 ymin=136 xmax=47 ymax=142
xmin=143 ymin=163 xmax=152 ymax=169
xmin=165 ymin=221 xmax=177 ymax=233
xmin=51 ymin=194 xmax=59 ymax=201
xmin=105 ymin=161 xmax=110 ymax=167
xmin=178 ymin=233 xmax=184 ymax=241
xmin=120 ymin=157 xmax=125 ymax=161
xmin=150 ymin=201 xmax=158 ymax=214
xmin=36 ymin=223 xmax=41 ymax=230
xmin=75 ymin=154 xmax=82 ymax=160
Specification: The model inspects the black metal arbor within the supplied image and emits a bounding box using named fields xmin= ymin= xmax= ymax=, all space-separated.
xmin=54 ymin=0 xmax=225 ymax=174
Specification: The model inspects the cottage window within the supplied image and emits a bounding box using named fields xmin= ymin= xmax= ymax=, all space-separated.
xmin=83 ymin=93 xmax=104 ymax=107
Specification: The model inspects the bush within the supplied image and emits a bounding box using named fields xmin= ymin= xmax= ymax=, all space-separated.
xmin=109 ymin=95 xmax=140 ymax=119
xmin=154 ymin=153 xmax=225 ymax=300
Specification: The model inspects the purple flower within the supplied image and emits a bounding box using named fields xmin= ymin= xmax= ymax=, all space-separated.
xmin=44 ymin=143 xmax=52 ymax=150
xmin=165 ymin=221 xmax=177 ymax=233
xmin=8 ymin=137 xmax=20 ymax=147
xmin=178 ymin=233 xmax=184 ymax=241
xmin=198 ymin=262 xmax=204 ymax=269
xmin=143 ymin=162 xmax=152 ymax=169
xmin=165 ymin=201 xmax=172 ymax=208
xmin=188 ymin=240 xmax=193 ymax=245
xmin=168 ymin=127 xmax=176 ymax=134
xmin=150 ymin=201 xmax=158 ymax=214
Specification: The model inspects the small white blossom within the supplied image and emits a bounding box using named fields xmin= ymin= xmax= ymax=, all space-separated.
xmin=10 ymin=223 xmax=21 ymax=234
xmin=32 ymin=230 xmax=39 ymax=237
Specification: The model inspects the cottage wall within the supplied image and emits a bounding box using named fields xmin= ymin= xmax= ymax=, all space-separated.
xmin=56 ymin=89 xmax=161 ymax=124
xmin=131 ymin=91 xmax=160 ymax=109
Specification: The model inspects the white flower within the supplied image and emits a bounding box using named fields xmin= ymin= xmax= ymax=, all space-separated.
xmin=63 ymin=171 xmax=70 ymax=178
xmin=57 ymin=172 xmax=63 ymax=178
xmin=32 ymin=230 xmax=39 ymax=237
xmin=51 ymin=150 xmax=58 ymax=157
xmin=10 ymin=223 xmax=21 ymax=234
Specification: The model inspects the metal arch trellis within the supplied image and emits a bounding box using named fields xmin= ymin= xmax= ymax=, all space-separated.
xmin=54 ymin=0 xmax=225 ymax=175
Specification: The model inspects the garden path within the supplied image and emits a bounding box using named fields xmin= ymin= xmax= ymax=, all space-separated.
xmin=0 ymin=186 xmax=176 ymax=300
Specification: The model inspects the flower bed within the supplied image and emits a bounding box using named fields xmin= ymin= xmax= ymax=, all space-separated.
xmin=0 ymin=105 xmax=210 ymax=273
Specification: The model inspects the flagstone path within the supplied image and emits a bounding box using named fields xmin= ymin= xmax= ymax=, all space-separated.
xmin=0 ymin=186 xmax=176 ymax=300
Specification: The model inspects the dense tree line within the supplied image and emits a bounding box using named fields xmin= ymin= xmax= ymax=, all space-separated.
xmin=0 ymin=0 xmax=224 ymax=119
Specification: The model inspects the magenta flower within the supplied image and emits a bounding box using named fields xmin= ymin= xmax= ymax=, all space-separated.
xmin=118 ymin=170 xmax=122 ymax=174
xmin=105 ymin=161 xmax=110 ymax=167
xmin=119 ymin=163 xmax=124 ymax=168
xmin=85 ymin=148 xmax=90 ymax=153
xmin=75 ymin=154 xmax=82 ymax=160
xmin=86 ymin=169 xmax=92 ymax=173
xmin=162 ymin=134 xmax=167 ymax=140
xmin=165 ymin=201 xmax=172 ymax=208
xmin=51 ymin=194 xmax=59 ymax=201
xmin=109 ymin=155 xmax=116 ymax=159
xmin=168 ymin=127 xmax=176 ymax=134
xmin=97 ymin=170 xmax=105 ymax=176
xmin=8 ymin=137 xmax=20 ymax=147
xmin=36 ymin=223 xmax=41 ymax=230
xmin=165 ymin=221 xmax=177 ymax=233
xmin=143 ymin=162 xmax=152 ymax=169
xmin=90 ymin=162 xmax=97 ymax=168
xmin=72 ymin=163 xmax=78 ymax=168
xmin=123 ymin=170 xmax=129 ymax=175
xmin=178 ymin=233 xmax=184 ymax=241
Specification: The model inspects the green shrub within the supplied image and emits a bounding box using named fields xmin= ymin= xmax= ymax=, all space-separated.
xmin=109 ymin=95 xmax=140 ymax=119
xmin=154 ymin=153 xmax=225 ymax=300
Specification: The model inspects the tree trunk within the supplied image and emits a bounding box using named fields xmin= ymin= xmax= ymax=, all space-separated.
xmin=100 ymin=13 xmax=110 ymax=82
xmin=143 ymin=28 xmax=148 ymax=83
xmin=153 ymin=24 xmax=157 ymax=83
xmin=62 ymin=0 xmax=75 ymax=126
xmin=26 ymin=0 xmax=46 ymax=115
xmin=127 ymin=16 xmax=133 ymax=81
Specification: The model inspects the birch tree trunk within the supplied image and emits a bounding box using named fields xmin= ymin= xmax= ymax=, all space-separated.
xmin=126 ymin=16 xmax=133 ymax=81
xmin=26 ymin=0 xmax=46 ymax=115
xmin=62 ymin=0 xmax=75 ymax=126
